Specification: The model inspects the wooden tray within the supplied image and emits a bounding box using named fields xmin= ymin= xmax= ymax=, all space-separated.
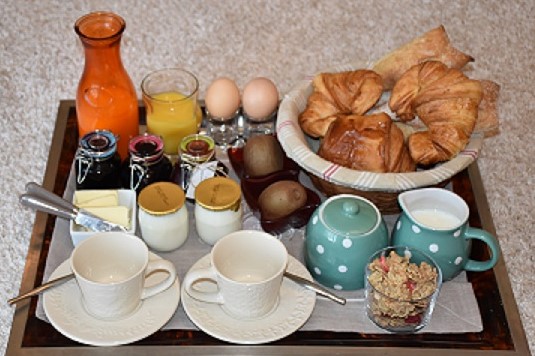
xmin=6 ymin=101 xmax=530 ymax=355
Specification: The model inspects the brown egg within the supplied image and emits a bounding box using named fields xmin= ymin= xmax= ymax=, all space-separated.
xmin=204 ymin=77 xmax=241 ymax=119
xmin=242 ymin=77 xmax=279 ymax=121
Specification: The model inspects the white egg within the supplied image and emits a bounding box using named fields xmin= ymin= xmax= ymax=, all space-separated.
xmin=242 ymin=77 xmax=279 ymax=121
xmin=204 ymin=77 xmax=241 ymax=119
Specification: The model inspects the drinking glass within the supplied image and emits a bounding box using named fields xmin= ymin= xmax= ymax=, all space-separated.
xmin=365 ymin=246 xmax=442 ymax=333
xmin=141 ymin=68 xmax=200 ymax=156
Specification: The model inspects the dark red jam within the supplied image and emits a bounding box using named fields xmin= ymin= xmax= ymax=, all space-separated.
xmin=121 ymin=134 xmax=172 ymax=194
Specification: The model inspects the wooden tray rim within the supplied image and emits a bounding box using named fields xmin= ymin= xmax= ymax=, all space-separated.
xmin=6 ymin=100 xmax=530 ymax=355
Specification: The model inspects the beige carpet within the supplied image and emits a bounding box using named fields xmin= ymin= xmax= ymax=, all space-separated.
xmin=1 ymin=0 xmax=533 ymax=353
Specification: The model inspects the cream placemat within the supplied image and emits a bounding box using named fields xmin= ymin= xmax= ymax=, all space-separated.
xmin=35 ymin=149 xmax=482 ymax=334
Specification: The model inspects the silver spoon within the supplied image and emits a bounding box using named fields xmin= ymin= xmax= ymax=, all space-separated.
xmin=284 ymin=271 xmax=346 ymax=305
xmin=8 ymin=273 xmax=74 ymax=305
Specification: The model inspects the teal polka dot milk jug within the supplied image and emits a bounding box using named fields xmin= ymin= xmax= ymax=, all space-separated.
xmin=304 ymin=194 xmax=388 ymax=290
xmin=391 ymin=187 xmax=500 ymax=281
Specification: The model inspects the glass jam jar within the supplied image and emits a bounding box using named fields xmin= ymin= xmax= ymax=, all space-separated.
xmin=138 ymin=182 xmax=189 ymax=251
xmin=171 ymin=134 xmax=228 ymax=200
xmin=194 ymin=176 xmax=242 ymax=245
xmin=121 ymin=134 xmax=173 ymax=194
xmin=75 ymin=130 xmax=122 ymax=190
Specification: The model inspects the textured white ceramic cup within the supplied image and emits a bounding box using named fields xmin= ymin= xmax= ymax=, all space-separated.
xmin=184 ymin=230 xmax=288 ymax=319
xmin=70 ymin=232 xmax=177 ymax=320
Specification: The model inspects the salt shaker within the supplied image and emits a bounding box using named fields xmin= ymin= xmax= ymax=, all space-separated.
xmin=138 ymin=182 xmax=189 ymax=251
xmin=194 ymin=177 xmax=242 ymax=245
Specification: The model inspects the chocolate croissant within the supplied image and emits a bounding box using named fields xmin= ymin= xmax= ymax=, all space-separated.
xmin=298 ymin=70 xmax=383 ymax=138
xmin=318 ymin=113 xmax=416 ymax=173
xmin=389 ymin=61 xmax=483 ymax=166
xmin=372 ymin=25 xmax=474 ymax=90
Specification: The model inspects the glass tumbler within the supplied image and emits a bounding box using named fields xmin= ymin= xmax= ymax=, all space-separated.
xmin=365 ymin=246 xmax=442 ymax=333
xmin=141 ymin=68 xmax=200 ymax=156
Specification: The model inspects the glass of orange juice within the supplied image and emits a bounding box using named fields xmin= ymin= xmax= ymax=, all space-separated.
xmin=141 ymin=68 xmax=201 ymax=156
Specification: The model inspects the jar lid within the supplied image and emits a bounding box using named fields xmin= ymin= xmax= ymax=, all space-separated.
xmin=128 ymin=133 xmax=164 ymax=164
xmin=321 ymin=195 xmax=379 ymax=235
xmin=179 ymin=134 xmax=215 ymax=164
xmin=78 ymin=130 xmax=118 ymax=160
xmin=195 ymin=177 xmax=241 ymax=211
xmin=138 ymin=182 xmax=185 ymax=215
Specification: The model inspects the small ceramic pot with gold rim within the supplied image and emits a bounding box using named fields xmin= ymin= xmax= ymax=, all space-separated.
xmin=138 ymin=182 xmax=189 ymax=251
xmin=194 ymin=176 xmax=242 ymax=245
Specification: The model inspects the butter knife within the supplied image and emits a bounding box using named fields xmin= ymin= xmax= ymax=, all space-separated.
xmin=20 ymin=193 xmax=127 ymax=233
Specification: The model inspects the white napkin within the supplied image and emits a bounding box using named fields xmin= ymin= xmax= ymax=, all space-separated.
xmin=36 ymin=151 xmax=482 ymax=334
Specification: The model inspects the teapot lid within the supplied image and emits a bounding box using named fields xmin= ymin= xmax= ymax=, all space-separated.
xmin=321 ymin=195 xmax=379 ymax=235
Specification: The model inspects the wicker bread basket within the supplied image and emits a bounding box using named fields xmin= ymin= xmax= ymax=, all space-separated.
xmin=275 ymin=61 xmax=483 ymax=214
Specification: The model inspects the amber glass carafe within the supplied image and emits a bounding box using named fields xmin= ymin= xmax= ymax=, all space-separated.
xmin=74 ymin=12 xmax=139 ymax=159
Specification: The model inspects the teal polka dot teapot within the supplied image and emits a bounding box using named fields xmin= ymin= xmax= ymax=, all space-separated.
xmin=304 ymin=194 xmax=388 ymax=290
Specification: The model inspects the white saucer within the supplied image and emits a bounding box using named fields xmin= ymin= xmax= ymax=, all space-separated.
xmin=43 ymin=252 xmax=180 ymax=347
xmin=182 ymin=254 xmax=316 ymax=344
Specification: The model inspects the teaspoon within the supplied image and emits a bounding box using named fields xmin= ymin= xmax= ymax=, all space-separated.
xmin=284 ymin=271 xmax=346 ymax=305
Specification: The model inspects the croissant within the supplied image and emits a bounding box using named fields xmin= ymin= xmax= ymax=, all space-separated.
xmin=389 ymin=61 xmax=483 ymax=166
xmin=318 ymin=113 xmax=416 ymax=173
xmin=298 ymin=70 xmax=383 ymax=138
xmin=373 ymin=25 xmax=474 ymax=90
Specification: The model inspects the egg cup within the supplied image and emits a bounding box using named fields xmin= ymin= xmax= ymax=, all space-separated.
xmin=243 ymin=109 xmax=277 ymax=138
xmin=206 ymin=109 xmax=239 ymax=148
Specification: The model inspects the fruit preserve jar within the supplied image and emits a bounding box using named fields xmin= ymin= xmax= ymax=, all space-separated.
xmin=171 ymin=134 xmax=228 ymax=199
xmin=75 ymin=130 xmax=122 ymax=190
xmin=74 ymin=12 xmax=139 ymax=159
xmin=121 ymin=134 xmax=173 ymax=194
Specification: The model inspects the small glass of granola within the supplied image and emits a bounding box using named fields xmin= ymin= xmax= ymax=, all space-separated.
xmin=365 ymin=246 xmax=442 ymax=333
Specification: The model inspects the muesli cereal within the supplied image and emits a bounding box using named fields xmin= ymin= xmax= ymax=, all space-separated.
xmin=367 ymin=250 xmax=439 ymax=330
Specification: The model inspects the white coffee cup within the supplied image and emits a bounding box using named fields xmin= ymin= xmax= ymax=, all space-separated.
xmin=70 ymin=232 xmax=177 ymax=320
xmin=183 ymin=230 xmax=288 ymax=320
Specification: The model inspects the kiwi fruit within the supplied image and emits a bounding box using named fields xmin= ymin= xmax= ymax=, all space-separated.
xmin=243 ymin=135 xmax=284 ymax=177
xmin=258 ymin=180 xmax=307 ymax=220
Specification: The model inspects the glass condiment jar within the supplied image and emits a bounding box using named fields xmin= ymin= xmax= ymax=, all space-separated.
xmin=75 ymin=130 xmax=122 ymax=190
xmin=74 ymin=11 xmax=139 ymax=159
xmin=171 ymin=134 xmax=228 ymax=200
xmin=121 ymin=134 xmax=173 ymax=194
xmin=194 ymin=176 xmax=242 ymax=245
xmin=138 ymin=182 xmax=189 ymax=251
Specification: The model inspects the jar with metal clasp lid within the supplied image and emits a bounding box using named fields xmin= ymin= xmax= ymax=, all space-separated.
xmin=171 ymin=134 xmax=228 ymax=200
xmin=75 ymin=130 xmax=122 ymax=190
xmin=121 ymin=134 xmax=173 ymax=194
xmin=194 ymin=176 xmax=242 ymax=245
xmin=138 ymin=182 xmax=189 ymax=251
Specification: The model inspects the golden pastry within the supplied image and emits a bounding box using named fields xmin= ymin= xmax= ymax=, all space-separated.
xmin=373 ymin=25 xmax=474 ymax=90
xmin=318 ymin=113 xmax=416 ymax=173
xmin=389 ymin=61 xmax=483 ymax=166
xmin=298 ymin=70 xmax=383 ymax=138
